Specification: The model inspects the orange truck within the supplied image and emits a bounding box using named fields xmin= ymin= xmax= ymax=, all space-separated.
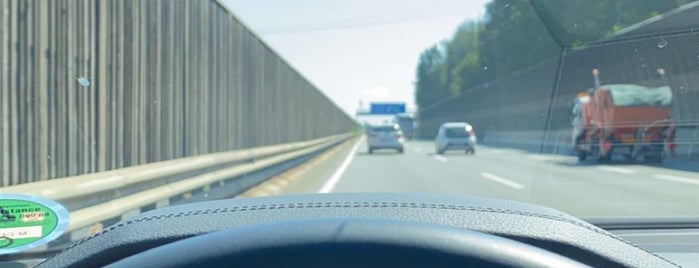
xmin=572 ymin=69 xmax=675 ymax=163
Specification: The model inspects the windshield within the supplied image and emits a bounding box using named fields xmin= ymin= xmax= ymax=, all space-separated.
xmin=1 ymin=0 xmax=699 ymax=261
xmin=606 ymin=84 xmax=673 ymax=106
xmin=371 ymin=126 xmax=398 ymax=133
xmin=396 ymin=117 xmax=413 ymax=123
xmin=445 ymin=128 xmax=470 ymax=138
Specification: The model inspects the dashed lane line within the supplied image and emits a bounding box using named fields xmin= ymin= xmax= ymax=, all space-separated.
xmin=652 ymin=174 xmax=699 ymax=186
xmin=433 ymin=155 xmax=448 ymax=162
xmin=481 ymin=172 xmax=524 ymax=189
xmin=596 ymin=166 xmax=636 ymax=174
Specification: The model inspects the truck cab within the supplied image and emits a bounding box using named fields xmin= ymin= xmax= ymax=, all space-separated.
xmin=571 ymin=92 xmax=591 ymax=147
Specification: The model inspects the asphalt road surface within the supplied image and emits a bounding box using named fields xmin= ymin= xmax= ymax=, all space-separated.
xmin=305 ymin=137 xmax=699 ymax=218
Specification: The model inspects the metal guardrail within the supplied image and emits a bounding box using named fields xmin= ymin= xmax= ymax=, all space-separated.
xmin=0 ymin=133 xmax=354 ymax=238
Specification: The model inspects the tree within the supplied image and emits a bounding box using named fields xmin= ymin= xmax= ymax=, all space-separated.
xmin=415 ymin=0 xmax=698 ymax=111
xmin=415 ymin=46 xmax=449 ymax=109
xmin=446 ymin=21 xmax=484 ymax=95
xmin=479 ymin=0 xmax=559 ymax=79
xmin=531 ymin=0 xmax=693 ymax=46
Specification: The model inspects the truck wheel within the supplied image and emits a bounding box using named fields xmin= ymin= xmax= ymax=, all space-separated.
xmin=398 ymin=148 xmax=404 ymax=154
xmin=577 ymin=151 xmax=587 ymax=162
xmin=368 ymin=148 xmax=374 ymax=154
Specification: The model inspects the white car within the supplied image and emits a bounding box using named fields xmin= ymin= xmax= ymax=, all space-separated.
xmin=435 ymin=122 xmax=477 ymax=154
xmin=367 ymin=124 xmax=404 ymax=154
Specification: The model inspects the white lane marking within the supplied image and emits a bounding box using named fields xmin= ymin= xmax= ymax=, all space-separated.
xmin=652 ymin=174 xmax=699 ymax=186
xmin=528 ymin=155 xmax=549 ymax=161
xmin=481 ymin=172 xmax=524 ymax=189
xmin=317 ymin=136 xmax=364 ymax=193
xmin=596 ymin=166 xmax=636 ymax=174
xmin=433 ymin=155 xmax=448 ymax=162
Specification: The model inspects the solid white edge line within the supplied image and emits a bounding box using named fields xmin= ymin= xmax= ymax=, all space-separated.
xmin=317 ymin=136 xmax=364 ymax=193
xmin=481 ymin=172 xmax=524 ymax=189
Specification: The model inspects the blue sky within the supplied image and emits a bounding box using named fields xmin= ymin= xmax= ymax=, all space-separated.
xmin=221 ymin=0 xmax=489 ymax=116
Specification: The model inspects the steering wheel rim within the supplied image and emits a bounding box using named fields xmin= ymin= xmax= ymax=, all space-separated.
xmin=106 ymin=219 xmax=588 ymax=268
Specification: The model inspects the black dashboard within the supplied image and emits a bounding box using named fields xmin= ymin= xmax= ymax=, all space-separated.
xmin=25 ymin=193 xmax=697 ymax=267
xmin=604 ymin=226 xmax=699 ymax=267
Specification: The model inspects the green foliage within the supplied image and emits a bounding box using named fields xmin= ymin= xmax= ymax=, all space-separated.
xmin=533 ymin=0 xmax=689 ymax=44
xmin=415 ymin=0 xmax=697 ymax=111
xmin=415 ymin=46 xmax=449 ymax=109
xmin=447 ymin=22 xmax=484 ymax=96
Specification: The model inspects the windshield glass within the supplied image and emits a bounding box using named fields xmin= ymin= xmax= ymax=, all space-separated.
xmin=606 ymin=84 xmax=673 ymax=106
xmin=445 ymin=128 xmax=470 ymax=138
xmin=371 ymin=126 xmax=398 ymax=133
xmin=1 ymin=0 xmax=699 ymax=261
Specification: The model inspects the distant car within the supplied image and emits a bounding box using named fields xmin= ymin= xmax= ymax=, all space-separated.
xmin=367 ymin=124 xmax=404 ymax=154
xmin=435 ymin=122 xmax=477 ymax=154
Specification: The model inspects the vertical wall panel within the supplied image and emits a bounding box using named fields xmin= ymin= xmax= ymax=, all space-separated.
xmin=0 ymin=0 xmax=355 ymax=186
xmin=1 ymin=0 xmax=11 ymax=186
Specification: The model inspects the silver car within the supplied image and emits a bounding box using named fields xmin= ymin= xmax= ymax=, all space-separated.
xmin=367 ymin=124 xmax=404 ymax=154
xmin=435 ymin=122 xmax=477 ymax=154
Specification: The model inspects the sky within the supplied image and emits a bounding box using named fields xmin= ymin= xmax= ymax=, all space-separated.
xmin=221 ymin=0 xmax=489 ymax=117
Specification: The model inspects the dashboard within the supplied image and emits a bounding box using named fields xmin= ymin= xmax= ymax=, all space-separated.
xmin=609 ymin=228 xmax=699 ymax=267
xmin=1 ymin=193 xmax=697 ymax=267
xmin=0 ymin=193 xmax=699 ymax=267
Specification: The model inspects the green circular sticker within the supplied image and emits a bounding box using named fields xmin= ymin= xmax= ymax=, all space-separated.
xmin=0 ymin=194 xmax=70 ymax=254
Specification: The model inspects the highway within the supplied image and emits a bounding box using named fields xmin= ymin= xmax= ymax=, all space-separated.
xmin=296 ymin=137 xmax=699 ymax=219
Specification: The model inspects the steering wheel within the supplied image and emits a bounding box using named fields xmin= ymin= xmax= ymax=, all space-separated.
xmin=106 ymin=219 xmax=588 ymax=268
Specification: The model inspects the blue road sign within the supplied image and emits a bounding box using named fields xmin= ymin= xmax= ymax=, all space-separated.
xmin=370 ymin=103 xmax=405 ymax=115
